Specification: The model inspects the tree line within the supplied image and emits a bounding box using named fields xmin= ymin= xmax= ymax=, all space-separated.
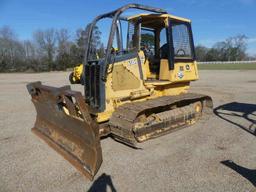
xmin=195 ymin=35 xmax=255 ymax=61
xmin=0 ymin=25 xmax=255 ymax=72
xmin=0 ymin=26 xmax=87 ymax=72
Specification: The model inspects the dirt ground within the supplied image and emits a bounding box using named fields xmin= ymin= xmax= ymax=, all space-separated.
xmin=0 ymin=70 xmax=256 ymax=192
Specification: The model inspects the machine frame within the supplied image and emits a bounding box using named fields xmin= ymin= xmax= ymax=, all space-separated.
xmin=82 ymin=4 xmax=197 ymax=113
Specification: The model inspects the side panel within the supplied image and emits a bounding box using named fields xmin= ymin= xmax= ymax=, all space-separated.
xmin=162 ymin=61 xmax=199 ymax=82
xmin=112 ymin=64 xmax=141 ymax=91
xmin=97 ymin=52 xmax=149 ymax=122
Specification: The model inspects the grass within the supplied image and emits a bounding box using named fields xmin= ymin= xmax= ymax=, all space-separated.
xmin=198 ymin=63 xmax=256 ymax=70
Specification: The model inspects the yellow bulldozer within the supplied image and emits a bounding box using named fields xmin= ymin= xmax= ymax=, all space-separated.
xmin=27 ymin=4 xmax=213 ymax=180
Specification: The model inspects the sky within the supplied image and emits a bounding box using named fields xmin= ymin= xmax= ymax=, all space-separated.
xmin=0 ymin=0 xmax=256 ymax=55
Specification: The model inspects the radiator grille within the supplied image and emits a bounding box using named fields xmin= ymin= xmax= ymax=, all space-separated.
xmin=85 ymin=61 xmax=105 ymax=111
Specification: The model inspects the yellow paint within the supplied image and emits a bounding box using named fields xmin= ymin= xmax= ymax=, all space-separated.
xmin=72 ymin=64 xmax=83 ymax=82
xmin=112 ymin=64 xmax=140 ymax=91
xmin=128 ymin=13 xmax=191 ymax=23
xmin=159 ymin=59 xmax=170 ymax=80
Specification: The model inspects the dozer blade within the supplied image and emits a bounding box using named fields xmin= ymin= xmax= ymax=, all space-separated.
xmin=26 ymin=81 xmax=102 ymax=180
